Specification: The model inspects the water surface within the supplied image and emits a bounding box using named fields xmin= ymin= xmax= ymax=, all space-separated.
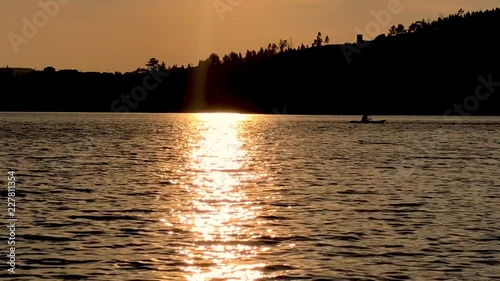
xmin=0 ymin=113 xmax=499 ymax=280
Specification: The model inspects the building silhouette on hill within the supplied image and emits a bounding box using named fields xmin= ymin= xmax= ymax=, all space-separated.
xmin=326 ymin=34 xmax=372 ymax=47
xmin=356 ymin=34 xmax=371 ymax=45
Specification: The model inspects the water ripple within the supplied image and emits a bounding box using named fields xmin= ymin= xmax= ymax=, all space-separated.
xmin=1 ymin=113 xmax=499 ymax=280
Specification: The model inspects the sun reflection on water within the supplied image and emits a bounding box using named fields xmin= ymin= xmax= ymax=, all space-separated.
xmin=178 ymin=113 xmax=265 ymax=280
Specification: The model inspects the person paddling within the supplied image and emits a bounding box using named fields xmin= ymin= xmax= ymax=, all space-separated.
xmin=361 ymin=114 xmax=372 ymax=123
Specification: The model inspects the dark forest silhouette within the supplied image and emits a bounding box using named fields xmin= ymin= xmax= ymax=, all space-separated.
xmin=1 ymin=8 xmax=500 ymax=115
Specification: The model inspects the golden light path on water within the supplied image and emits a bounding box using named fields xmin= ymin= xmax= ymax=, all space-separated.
xmin=179 ymin=113 xmax=266 ymax=280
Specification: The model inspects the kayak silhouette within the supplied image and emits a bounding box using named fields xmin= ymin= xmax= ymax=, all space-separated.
xmin=349 ymin=115 xmax=386 ymax=123
xmin=348 ymin=120 xmax=386 ymax=124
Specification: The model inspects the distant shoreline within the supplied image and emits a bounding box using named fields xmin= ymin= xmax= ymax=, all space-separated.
xmin=2 ymin=8 xmax=499 ymax=115
xmin=1 ymin=111 xmax=500 ymax=117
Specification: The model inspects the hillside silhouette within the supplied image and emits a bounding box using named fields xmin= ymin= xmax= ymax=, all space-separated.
xmin=1 ymin=8 xmax=500 ymax=115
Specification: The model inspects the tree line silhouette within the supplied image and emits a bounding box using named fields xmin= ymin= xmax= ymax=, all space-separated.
xmin=1 ymin=8 xmax=499 ymax=115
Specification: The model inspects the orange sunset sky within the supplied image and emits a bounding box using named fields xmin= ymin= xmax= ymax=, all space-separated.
xmin=1 ymin=0 xmax=498 ymax=72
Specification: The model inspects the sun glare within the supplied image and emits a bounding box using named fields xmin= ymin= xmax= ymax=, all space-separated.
xmin=175 ymin=113 xmax=264 ymax=280
xmin=195 ymin=113 xmax=247 ymax=124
